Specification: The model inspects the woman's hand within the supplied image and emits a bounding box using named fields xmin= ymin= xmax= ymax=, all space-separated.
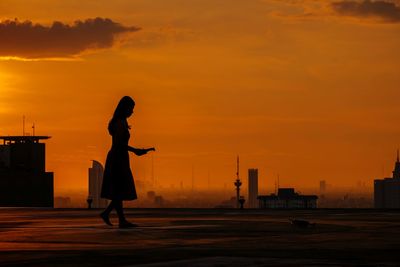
xmin=141 ymin=147 xmax=156 ymax=154
xmin=130 ymin=147 xmax=156 ymax=156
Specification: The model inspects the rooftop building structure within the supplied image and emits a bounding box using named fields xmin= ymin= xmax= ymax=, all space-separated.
xmin=248 ymin=169 xmax=258 ymax=208
xmin=0 ymin=136 xmax=53 ymax=207
xmin=258 ymin=188 xmax=318 ymax=209
xmin=374 ymin=151 xmax=400 ymax=209
xmin=88 ymin=160 xmax=108 ymax=209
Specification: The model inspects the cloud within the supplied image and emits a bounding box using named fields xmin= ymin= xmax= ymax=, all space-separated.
xmin=266 ymin=0 xmax=334 ymax=21
xmin=332 ymin=0 xmax=400 ymax=22
xmin=0 ymin=18 xmax=139 ymax=59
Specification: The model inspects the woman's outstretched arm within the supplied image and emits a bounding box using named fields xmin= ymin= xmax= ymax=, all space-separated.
xmin=128 ymin=146 xmax=155 ymax=156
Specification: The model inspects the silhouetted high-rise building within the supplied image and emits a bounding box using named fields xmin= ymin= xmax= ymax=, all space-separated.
xmin=374 ymin=151 xmax=400 ymax=208
xmin=248 ymin=168 xmax=258 ymax=208
xmin=88 ymin=160 xmax=108 ymax=208
xmin=0 ymin=136 xmax=53 ymax=207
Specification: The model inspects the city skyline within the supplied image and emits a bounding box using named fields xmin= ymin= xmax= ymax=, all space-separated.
xmin=1 ymin=1 xmax=400 ymax=265
xmin=0 ymin=0 xmax=399 ymax=196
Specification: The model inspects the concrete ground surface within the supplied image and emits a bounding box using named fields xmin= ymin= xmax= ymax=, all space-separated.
xmin=0 ymin=208 xmax=399 ymax=266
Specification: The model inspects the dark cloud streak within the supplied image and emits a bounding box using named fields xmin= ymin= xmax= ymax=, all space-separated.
xmin=0 ymin=18 xmax=139 ymax=59
xmin=332 ymin=0 xmax=400 ymax=22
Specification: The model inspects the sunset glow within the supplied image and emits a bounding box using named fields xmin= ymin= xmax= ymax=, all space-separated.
xmin=1 ymin=0 xmax=399 ymax=197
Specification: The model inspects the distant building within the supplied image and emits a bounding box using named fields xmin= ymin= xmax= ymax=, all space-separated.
xmin=215 ymin=196 xmax=236 ymax=209
xmin=0 ymin=136 xmax=54 ymax=207
xmin=154 ymin=195 xmax=164 ymax=207
xmin=248 ymin=168 xmax=259 ymax=208
xmin=374 ymin=152 xmax=400 ymax=209
xmin=258 ymin=188 xmax=318 ymax=209
xmin=88 ymin=160 xmax=108 ymax=208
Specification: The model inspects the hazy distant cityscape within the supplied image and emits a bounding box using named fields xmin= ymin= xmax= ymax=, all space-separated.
xmin=55 ymin=182 xmax=374 ymax=209
xmin=1 ymin=134 xmax=399 ymax=209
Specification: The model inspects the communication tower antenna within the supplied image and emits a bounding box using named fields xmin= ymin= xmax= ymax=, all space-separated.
xmin=151 ymin=154 xmax=155 ymax=187
xmin=193 ymin=165 xmax=195 ymax=192
xmin=22 ymin=115 xmax=25 ymax=136
xmin=208 ymin=169 xmax=210 ymax=190
xmin=277 ymin=174 xmax=280 ymax=192
xmin=234 ymin=155 xmax=242 ymax=208
xmin=236 ymin=155 xmax=239 ymax=180
xmin=32 ymin=123 xmax=35 ymax=136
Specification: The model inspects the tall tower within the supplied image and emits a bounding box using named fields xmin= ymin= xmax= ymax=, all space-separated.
xmin=88 ymin=160 xmax=108 ymax=208
xmin=234 ymin=156 xmax=242 ymax=209
xmin=248 ymin=169 xmax=258 ymax=208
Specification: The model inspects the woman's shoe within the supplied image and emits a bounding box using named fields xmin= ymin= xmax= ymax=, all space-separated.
xmin=100 ymin=212 xmax=113 ymax=226
xmin=119 ymin=220 xmax=138 ymax=228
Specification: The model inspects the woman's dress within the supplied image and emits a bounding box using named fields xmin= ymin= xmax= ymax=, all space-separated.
xmin=101 ymin=119 xmax=137 ymax=200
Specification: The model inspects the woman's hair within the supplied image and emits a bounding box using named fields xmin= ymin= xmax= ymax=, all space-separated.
xmin=108 ymin=96 xmax=135 ymax=134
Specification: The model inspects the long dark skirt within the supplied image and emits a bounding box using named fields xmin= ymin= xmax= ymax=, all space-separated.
xmin=101 ymin=148 xmax=137 ymax=200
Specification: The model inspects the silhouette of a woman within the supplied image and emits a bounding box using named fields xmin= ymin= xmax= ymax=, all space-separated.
xmin=100 ymin=96 xmax=155 ymax=228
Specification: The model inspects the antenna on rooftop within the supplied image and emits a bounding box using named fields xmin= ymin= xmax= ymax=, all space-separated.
xmin=208 ymin=169 xmax=210 ymax=191
xmin=236 ymin=155 xmax=239 ymax=180
xmin=32 ymin=123 xmax=35 ymax=136
xmin=191 ymin=164 xmax=194 ymax=192
xmin=277 ymin=173 xmax=280 ymax=192
xmin=151 ymin=154 xmax=155 ymax=188
xmin=22 ymin=115 xmax=25 ymax=136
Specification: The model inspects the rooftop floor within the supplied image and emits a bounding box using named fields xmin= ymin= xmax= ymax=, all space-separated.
xmin=0 ymin=208 xmax=399 ymax=266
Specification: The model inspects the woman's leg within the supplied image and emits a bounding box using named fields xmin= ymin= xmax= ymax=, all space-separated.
xmin=100 ymin=200 xmax=114 ymax=226
xmin=115 ymin=200 xmax=138 ymax=228
xmin=113 ymin=200 xmax=126 ymax=222
xmin=103 ymin=201 xmax=114 ymax=215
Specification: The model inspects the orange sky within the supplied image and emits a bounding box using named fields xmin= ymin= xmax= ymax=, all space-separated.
xmin=0 ymin=0 xmax=400 ymax=196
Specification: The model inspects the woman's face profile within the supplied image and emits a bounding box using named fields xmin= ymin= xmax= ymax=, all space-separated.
xmin=126 ymin=105 xmax=134 ymax=118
